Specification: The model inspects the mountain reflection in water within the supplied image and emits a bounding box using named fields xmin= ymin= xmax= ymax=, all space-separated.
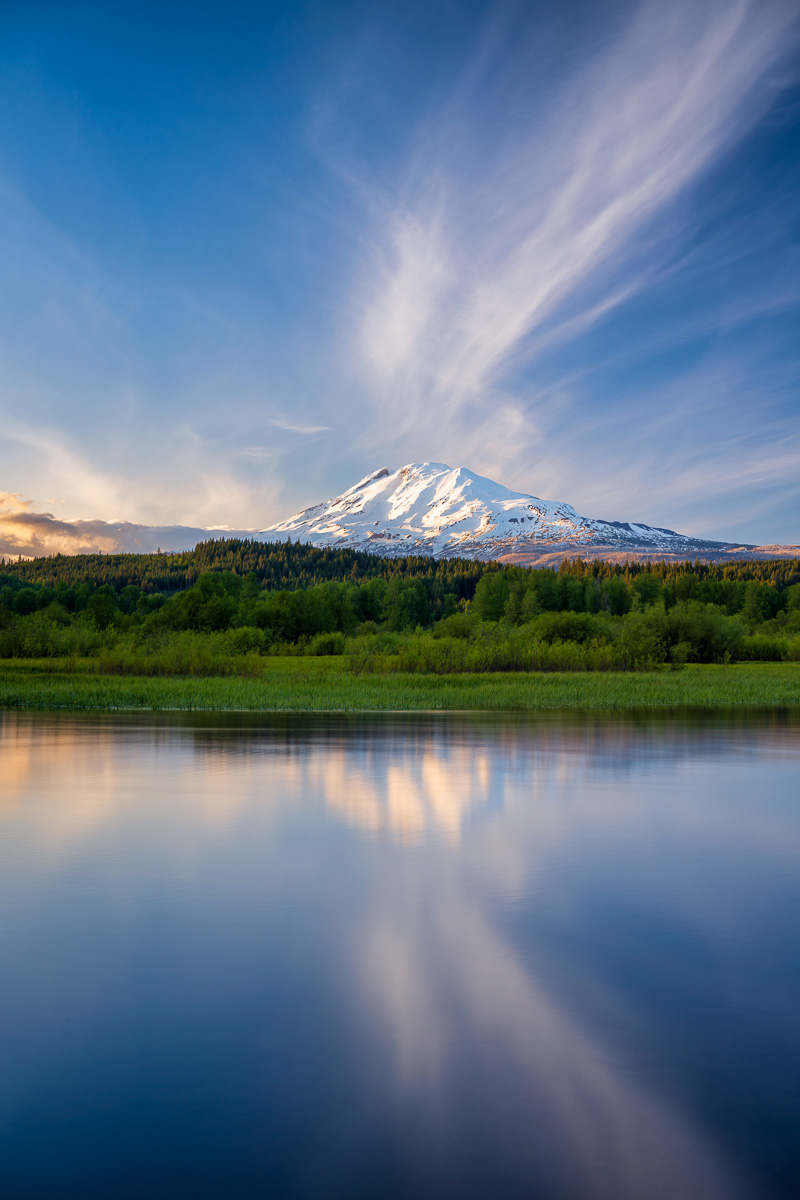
xmin=1 ymin=710 xmax=799 ymax=1200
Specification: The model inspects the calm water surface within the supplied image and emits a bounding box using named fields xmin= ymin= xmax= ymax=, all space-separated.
xmin=1 ymin=709 xmax=799 ymax=1200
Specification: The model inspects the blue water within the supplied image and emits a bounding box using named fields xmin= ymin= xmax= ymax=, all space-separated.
xmin=1 ymin=710 xmax=799 ymax=1200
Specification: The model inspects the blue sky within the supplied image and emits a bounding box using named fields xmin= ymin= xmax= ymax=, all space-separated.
xmin=1 ymin=0 xmax=799 ymax=549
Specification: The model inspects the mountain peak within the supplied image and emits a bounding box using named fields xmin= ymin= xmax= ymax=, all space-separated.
xmin=259 ymin=460 xmax=731 ymax=561
xmin=347 ymin=467 xmax=390 ymax=494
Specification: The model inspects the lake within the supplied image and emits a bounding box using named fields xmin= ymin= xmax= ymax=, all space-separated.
xmin=1 ymin=709 xmax=799 ymax=1199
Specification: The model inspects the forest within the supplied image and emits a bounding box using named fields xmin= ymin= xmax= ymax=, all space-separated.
xmin=1 ymin=540 xmax=800 ymax=673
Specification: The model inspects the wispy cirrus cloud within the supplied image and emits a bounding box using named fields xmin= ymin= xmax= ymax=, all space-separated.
xmin=346 ymin=0 xmax=799 ymax=488
xmin=266 ymin=417 xmax=331 ymax=434
xmin=0 ymin=413 xmax=281 ymax=533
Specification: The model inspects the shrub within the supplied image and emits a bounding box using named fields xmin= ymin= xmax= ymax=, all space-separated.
xmin=529 ymin=611 xmax=614 ymax=645
xmin=433 ymin=612 xmax=480 ymax=639
xmin=664 ymin=602 xmax=745 ymax=663
xmin=739 ymin=636 xmax=785 ymax=662
xmin=347 ymin=631 xmax=405 ymax=674
xmin=306 ymin=632 xmax=346 ymax=656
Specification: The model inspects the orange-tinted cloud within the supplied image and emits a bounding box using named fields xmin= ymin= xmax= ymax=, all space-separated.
xmin=0 ymin=492 xmax=253 ymax=558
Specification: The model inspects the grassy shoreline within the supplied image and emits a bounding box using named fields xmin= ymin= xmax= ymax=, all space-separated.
xmin=2 ymin=659 xmax=800 ymax=711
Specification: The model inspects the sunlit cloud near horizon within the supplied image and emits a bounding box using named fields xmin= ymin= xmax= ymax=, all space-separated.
xmin=0 ymin=0 xmax=798 ymax=550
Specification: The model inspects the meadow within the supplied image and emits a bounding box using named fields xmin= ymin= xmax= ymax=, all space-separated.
xmin=2 ymin=658 xmax=799 ymax=711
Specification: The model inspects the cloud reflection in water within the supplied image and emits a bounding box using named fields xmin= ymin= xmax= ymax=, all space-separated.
xmin=1 ymin=711 xmax=798 ymax=1198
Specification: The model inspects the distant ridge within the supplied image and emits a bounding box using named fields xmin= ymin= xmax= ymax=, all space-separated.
xmin=258 ymin=461 xmax=800 ymax=566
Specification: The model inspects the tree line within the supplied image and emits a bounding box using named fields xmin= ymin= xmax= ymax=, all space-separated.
xmin=0 ymin=539 xmax=485 ymax=597
xmin=1 ymin=541 xmax=800 ymax=670
xmin=3 ymin=538 xmax=800 ymax=595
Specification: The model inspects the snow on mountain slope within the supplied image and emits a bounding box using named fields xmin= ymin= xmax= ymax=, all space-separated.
xmin=257 ymin=462 xmax=728 ymax=560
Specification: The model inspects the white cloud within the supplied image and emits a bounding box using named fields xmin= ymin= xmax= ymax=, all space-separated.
xmin=1 ymin=421 xmax=125 ymax=518
xmin=266 ymin=417 xmax=331 ymax=434
xmin=347 ymin=0 xmax=798 ymax=485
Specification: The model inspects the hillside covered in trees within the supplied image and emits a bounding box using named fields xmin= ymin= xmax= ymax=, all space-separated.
xmin=2 ymin=540 xmax=800 ymax=671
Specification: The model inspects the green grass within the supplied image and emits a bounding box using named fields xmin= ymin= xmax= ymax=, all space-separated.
xmin=2 ymin=658 xmax=800 ymax=711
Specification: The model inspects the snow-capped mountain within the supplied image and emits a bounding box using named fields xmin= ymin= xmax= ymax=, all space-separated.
xmin=257 ymin=462 xmax=752 ymax=563
xmin=8 ymin=461 xmax=793 ymax=561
